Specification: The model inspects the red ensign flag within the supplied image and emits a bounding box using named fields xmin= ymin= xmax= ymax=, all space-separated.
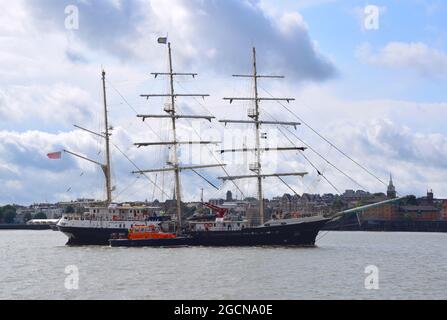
xmin=47 ymin=152 xmax=62 ymax=159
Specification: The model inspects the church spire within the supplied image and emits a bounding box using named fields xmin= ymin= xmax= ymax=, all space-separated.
xmin=387 ymin=173 xmax=396 ymax=198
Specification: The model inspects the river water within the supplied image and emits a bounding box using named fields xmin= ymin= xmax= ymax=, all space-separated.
xmin=0 ymin=230 xmax=446 ymax=300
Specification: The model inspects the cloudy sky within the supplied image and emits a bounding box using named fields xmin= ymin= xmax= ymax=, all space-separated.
xmin=1 ymin=0 xmax=447 ymax=205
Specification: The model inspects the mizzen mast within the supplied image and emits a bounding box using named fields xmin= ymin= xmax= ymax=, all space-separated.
xmin=66 ymin=70 xmax=113 ymax=204
xmin=102 ymin=70 xmax=113 ymax=204
xmin=219 ymin=47 xmax=307 ymax=225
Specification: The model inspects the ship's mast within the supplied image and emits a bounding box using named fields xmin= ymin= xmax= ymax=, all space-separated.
xmin=65 ymin=70 xmax=113 ymax=205
xmin=166 ymin=43 xmax=183 ymax=232
xmin=102 ymin=70 xmax=112 ymax=204
xmin=133 ymin=40 xmax=225 ymax=235
xmin=219 ymin=47 xmax=308 ymax=226
xmin=252 ymin=48 xmax=264 ymax=223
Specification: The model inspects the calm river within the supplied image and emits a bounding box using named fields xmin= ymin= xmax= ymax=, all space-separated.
xmin=0 ymin=230 xmax=446 ymax=299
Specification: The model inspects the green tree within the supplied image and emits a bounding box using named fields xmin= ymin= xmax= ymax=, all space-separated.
xmin=33 ymin=212 xmax=48 ymax=220
xmin=23 ymin=212 xmax=33 ymax=223
xmin=3 ymin=205 xmax=17 ymax=224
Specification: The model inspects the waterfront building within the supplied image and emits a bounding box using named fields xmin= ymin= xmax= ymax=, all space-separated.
xmin=441 ymin=201 xmax=447 ymax=221
xmin=209 ymin=198 xmax=224 ymax=206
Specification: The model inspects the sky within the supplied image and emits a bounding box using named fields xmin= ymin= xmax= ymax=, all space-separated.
xmin=1 ymin=0 xmax=447 ymax=205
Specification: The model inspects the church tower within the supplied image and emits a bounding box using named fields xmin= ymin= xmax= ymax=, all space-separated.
xmin=387 ymin=174 xmax=397 ymax=198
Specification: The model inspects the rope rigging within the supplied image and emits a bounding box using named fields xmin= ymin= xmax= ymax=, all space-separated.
xmin=276 ymin=175 xmax=300 ymax=197
xmin=105 ymin=79 xmax=178 ymax=201
xmin=263 ymin=109 xmax=369 ymax=192
xmin=174 ymin=79 xmax=248 ymax=199
xmin=191 ymin=169 xmax=220 ymax=190
xmin=259 ymin=85 xmax=388 ymax=188
xmin=113 ymin=175 xmax=142 ymax=202
xmin=110 ymin=140 xmax=171 ymax=200
xmin=259 ymin=106 xmax=350 ymax=194
xmin=106 ymin=80 xmax=164 ymax=141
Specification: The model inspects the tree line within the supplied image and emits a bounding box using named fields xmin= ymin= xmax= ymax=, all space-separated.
xmin=0 ymin=205 xmax=48 ymax=224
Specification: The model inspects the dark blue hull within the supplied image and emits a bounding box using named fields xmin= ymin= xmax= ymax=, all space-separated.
xmin=58 ymin=225 xmax=127 ymax=246
xmin=110 ymin=219 xmax=330 ymax=247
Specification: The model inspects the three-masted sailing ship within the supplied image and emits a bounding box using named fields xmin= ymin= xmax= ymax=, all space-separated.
xmin=110 ymin=40 xmax=331 ymax=247
xmin=55 ymin=38 xmax=408 ymax=247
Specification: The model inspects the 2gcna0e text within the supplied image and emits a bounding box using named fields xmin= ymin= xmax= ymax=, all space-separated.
xmin=174 ymin=304 xmax=273 ymax=317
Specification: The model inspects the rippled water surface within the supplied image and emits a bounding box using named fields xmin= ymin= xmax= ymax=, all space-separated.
xmin=0 ymin=230 xmax=446 ymax=299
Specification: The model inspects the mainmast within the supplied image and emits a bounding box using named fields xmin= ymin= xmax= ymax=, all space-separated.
xmin=167 ymin=42 xmax=183 ymax=233
xmin=219 ymin=47 xmax=308 ymax=226
xmin=133 ymin=39 xmax=225 ymax=235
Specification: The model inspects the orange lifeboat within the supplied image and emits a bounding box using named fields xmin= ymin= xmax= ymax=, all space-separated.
xmin=128 ymin=224 xmax=176 ymax=240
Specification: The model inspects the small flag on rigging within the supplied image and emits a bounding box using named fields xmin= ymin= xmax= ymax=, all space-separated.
xmin=157 ymin=37 xmax=168 ymax=44
xmin=47 ymin=151 xmax=62 ymax=159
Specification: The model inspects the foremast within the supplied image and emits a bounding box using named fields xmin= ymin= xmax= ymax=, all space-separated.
xmin=133 ymin=40 xmax=224 ymax=234
xmin=219 ymin=47 xmax=308 ymax=225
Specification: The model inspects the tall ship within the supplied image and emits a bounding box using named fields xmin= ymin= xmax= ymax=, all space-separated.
xmin=110 ymin=39 xmax=331 ymax=247
xmin=57 ymin=39 xmax=400 ymax=247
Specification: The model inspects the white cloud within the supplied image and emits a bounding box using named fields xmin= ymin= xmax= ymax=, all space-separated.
xmin=222 ymin=83 xmax=447 ymax=199
xmin=1 ymin=0 xmax=447 ymax=205
xmin=0 ymin=84 xmax=95 ymax=126
xmin=25 ymin=0 xmax=336 ymax=81
xmin=3 ymin=83 xmax=447 ymax=204
xmin=277 ymin=12 xmax=308 ymax=35
xmin=260 ymin=0 xmax=337 ymax=12
xmin=357 ymin=42 xmax=447 ymax=78
xmin=331 ymin=117 xmax=447 ymax=198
